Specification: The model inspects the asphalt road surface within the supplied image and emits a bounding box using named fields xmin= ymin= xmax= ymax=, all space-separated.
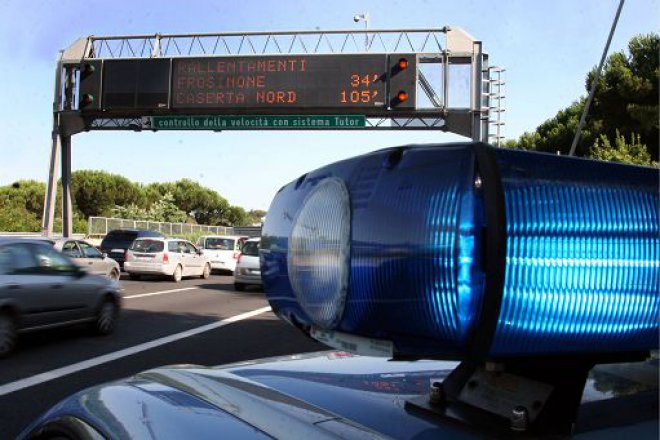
xmin=0 ymin=273 xmax=326 ymax=438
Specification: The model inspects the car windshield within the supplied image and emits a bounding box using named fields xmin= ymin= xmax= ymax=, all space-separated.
xmin=130 ymin=239 xmax=164 ymax=253
xmin=204 ymin=238 xmax=235 ymax=250
xmin=241 ymin=241 xmax=259 ymax=256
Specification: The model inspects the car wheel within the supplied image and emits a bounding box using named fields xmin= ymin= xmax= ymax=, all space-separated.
xmin=93 ymin=299 xmax=118 ymax=335
xmin=128 ymin=273 xmax=141 ymax=281
xmin=109 ymin=269 xmax=120 ymax=282
xmin=0 ymin=312 xmax=17 ymax=358
xmin=172 ymin=265 xmax=183 ymax=282
xmin=201 ymin=264 xmax=211 ymax=279
xmin=234 ymin=282 xmax=245 ymax=292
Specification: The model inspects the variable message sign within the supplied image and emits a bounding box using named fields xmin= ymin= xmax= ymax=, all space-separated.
xmin=84 ymin=54 xmax=416 ymax=114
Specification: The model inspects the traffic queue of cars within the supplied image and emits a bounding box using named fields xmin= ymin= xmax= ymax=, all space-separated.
xmin=0 ymin=230 xmax=263 ymax=357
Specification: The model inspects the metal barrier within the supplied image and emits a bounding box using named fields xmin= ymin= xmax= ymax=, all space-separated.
xmin=88 ymin=217 xmax=232 ymax=237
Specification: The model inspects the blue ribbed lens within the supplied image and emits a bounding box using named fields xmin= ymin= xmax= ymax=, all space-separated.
xmin=288 ymin=178 xmax=351 ymax=329
xmin=262 ymin=145 xmax=485 ymax=357
xmin=344 ymin=146 xmax=484 ymax=354
xmin=490 ymin=150 xmax=659 ymax=356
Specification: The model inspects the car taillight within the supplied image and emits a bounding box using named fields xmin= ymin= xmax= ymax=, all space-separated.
xmin=124 ymin=250 xmax=129 ymax=261
xmin=233 ymin=252 xmax=240 ymax=260
xmin=163 ymin=253 xmax=169 ymax=263
xmin=237 ymin=253 xmax=243 ymax=263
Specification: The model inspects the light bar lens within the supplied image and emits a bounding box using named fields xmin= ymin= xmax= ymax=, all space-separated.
xmin=262 ymin=144 xmax=659 ymax=359
xmin=490 ymin=150 xmax=659 ymax=356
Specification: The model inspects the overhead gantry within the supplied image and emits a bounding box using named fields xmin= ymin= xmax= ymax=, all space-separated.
xmin=44 ymin=27 xmax=504 ymax=237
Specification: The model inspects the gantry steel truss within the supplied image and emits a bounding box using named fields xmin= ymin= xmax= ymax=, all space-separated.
xmin=44 ymin=28 xmax=505 ymax=237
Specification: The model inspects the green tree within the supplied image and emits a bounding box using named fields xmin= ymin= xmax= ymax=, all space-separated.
xmin=0 ymin=202 xmax=42 ymax=231
xmin=148 ymin=192 xmax=188 ymax=223
xmin=72 ymin=170 xmax=143 ymax=218
xmin=113 ymin=192 xmax=187 ymax=223
xmin=144 ymin=179 xmax=232 ymax=225
xmin=111 ymin=203 xmax=150 ymax=221
xmin=225 ymin=206 xmax=249 ymax=226
xmin=246 ymin=209 xmax=267 ymax=225
xmin=506 ymin=33 xmax=658 ymax=163
xmin=589 ymin=130 xmax=655 ymax=166
xmin=0 ymin=181 xmax=46 ymax=232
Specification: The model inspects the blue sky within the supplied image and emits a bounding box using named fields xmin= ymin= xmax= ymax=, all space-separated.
xmin=0 ymin=0 xmax=657 ymax=211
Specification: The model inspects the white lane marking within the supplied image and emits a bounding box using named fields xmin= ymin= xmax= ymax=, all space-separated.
xmin=0 ymin=306 xmax=272 ymax=397
xmin=124 ymin=287 xmax=198 ymax=299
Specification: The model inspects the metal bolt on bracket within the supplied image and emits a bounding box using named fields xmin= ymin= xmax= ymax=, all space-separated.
xmin=510 ymin=406 xmax=529 ymax=431
xmin=429 ymin=381 xmax=445 ymax=406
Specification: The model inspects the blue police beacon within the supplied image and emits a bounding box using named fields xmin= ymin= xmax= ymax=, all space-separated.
xmin=260 ymin=142 xmax=659 ymax=436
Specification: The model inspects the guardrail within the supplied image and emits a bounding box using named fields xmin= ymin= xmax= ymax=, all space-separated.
xmin=88 ymin=217 xmax=232 ymax=237
xmin=0 ymin=232 xmax=86 ymax=239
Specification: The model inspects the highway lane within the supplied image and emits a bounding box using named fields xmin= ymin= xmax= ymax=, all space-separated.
xmin=0 ymin=273 xmax=326 ymax=438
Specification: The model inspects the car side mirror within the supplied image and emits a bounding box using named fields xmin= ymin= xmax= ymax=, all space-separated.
xmin=197 ymin=249 xmax=204 ymax=255
xmin=101 ymin=253 xmax=108 ymax=259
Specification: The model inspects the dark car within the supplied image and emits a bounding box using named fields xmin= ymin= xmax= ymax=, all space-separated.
xmin=0 ymin=238 xmax=122 ymax=357
xmin=99 ymin=229 xmax=165 ymax=270
xmin=18 ymin=352 xmax=659 ymax=439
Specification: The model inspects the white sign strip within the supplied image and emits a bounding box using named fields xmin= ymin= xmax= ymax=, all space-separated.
xmin=0 ymin=306 xmax=272 ymax=397
xmin=124 ymin=287 xmax=198 ymax=299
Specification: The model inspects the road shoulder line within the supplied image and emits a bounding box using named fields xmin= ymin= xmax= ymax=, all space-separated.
xmin=0 ymin=306 xmax=272 ymax=397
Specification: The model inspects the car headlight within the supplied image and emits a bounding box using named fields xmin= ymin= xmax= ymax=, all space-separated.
xmin=288 ymin=178 xmax=351 ymax=329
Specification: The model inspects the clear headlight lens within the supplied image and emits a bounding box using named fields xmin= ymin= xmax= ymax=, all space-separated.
xmin=288 ymin=178 xmax=351 ymax=329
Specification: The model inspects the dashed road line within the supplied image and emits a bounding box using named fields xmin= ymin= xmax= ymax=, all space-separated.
xmin=0 ymin=306 xmax=272 ymax=397
xmin=124 ymin=286 xmax=198 ymax=299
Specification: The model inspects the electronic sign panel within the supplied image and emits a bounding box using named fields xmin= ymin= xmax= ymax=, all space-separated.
xmin=103 ymin=59 xmax=170 ymax=110
xmin=170 ymin=54 xmax=415 ymax=112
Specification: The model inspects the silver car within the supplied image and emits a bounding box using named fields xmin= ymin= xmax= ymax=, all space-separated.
xmin=53 ymin=239 xmax=121 ymax=281
xmin=124 ymin=237 xmax=211 ymax=282
xmin=0 ymin=238 xmax=122 ymax=357
xmin=233 ymin=238 xmax=262 ymax=291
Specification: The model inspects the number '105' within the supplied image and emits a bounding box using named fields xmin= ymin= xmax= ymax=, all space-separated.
xmin=340 ymin=90 xmax=379 ymax=103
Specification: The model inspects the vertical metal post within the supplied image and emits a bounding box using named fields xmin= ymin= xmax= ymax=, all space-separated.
xmin=471 ymin=41 xmax=484 ymax=142
xmin=480 ymin=52 xmax=489 ymax=143
xmin=61 ymin=65 xmax=75 ymax=238
xmin=42 ymin=121 xmax=61 ymax=237
xmin=443 ymin=51 xmax=449 ymax=109
xmin=61 ymin=135 xmax=73 ymax=237
xmin=496 ymin=69 xmax=504 ymax=146
xmin=42 ymin=58 xmax=64 ymax=237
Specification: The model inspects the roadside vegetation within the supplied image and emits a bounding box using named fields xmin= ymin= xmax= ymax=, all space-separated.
xmin=0 ymin=175 xmax=266 ymax=233
xmin=504 ymin=33 xmax=658 ymax=166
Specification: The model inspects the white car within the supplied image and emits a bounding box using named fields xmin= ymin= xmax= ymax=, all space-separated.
xmin=233 ymin=238 xmax=261 ymax=291
xmin=124 ymin=237 xmax=211 ymax=282
xmin=196 ymin=235 xmax=247 ymax=274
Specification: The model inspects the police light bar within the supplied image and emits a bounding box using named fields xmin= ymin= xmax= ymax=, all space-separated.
xmin=261 ymin=143 xmax=659 ymax=361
